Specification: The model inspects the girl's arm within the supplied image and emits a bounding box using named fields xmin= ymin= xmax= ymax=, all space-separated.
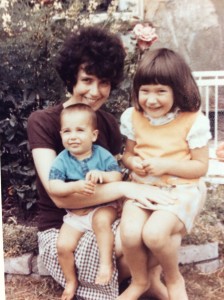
xmin=143 ymin=145 xmax=209 ymax=179
xmin=122 ymin=139 xmax=147 ymax=177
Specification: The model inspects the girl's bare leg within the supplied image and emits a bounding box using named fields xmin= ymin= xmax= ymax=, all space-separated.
xmin=57 ymin=223 xmax=84 ymax=300
xmin=117 ymin=201 xmax=150 ymax=300
xmin=92 ymin=206 xmax=117 ymax=285
xmin=143 ymin=211 xmax=188 ymax=300
xmin=115 ymin=224 xmax=169 ymax=300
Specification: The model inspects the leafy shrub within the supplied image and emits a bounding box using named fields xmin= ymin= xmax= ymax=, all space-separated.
xmin=0 ymin=0 xmax=137 ymax=218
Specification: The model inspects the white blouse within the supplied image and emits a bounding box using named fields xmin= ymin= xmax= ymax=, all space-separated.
xmin=120 ymin=107 xmax=212 ymax=149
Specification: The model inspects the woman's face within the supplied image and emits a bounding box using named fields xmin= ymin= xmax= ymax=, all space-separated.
xmin=72 ymin=67 xmax=111 ymax=111
xmin=138 ymin=84 xmax=174 ymax=118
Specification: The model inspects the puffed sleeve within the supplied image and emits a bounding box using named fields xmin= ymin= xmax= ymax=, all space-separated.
xmin=120 ymin=107 xmax=136 ymax=141
xmin=186 ymin=112 xmax=212 ymax=149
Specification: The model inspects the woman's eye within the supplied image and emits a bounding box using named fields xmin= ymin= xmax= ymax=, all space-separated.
xmin=81 ymin=76 xmax=92 ymax=83
xmin=101 ymin=80 xmax=110 ymax=86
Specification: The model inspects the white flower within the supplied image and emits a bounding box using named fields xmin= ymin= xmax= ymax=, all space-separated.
xmin=0 ymin=0 xmax=9 ymax=9
xmin=133 ymin=23 xmax=158 ymax=42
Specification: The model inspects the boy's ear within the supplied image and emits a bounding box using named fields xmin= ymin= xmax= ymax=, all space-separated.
xmin=92 ymin=129 xmax=99 ymax=141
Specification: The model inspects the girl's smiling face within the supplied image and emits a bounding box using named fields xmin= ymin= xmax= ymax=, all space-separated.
xmin=138 ymin=84 xmax=174 ymax=118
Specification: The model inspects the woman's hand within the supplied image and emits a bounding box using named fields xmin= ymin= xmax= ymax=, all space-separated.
xmin=123 ymin=182 xmax=175 ymax=206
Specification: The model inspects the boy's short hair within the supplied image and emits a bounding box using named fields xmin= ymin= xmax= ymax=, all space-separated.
xmin=60 ymin=103 xmax=98 ymax=130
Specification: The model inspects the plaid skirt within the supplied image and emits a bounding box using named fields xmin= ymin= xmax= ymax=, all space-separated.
xmin=38 ymin=220 xmax=120 ymax=300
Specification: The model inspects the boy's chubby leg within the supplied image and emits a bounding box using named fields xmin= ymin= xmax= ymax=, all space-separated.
xmin=92 ymin=206 xmax=117 ymax=285
xmin=117 ymin=200 xmax=151 ymax=300
xmin=57 ymin=222 xmax=84 ymax=300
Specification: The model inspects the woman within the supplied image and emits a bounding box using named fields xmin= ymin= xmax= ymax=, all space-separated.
xmin=27 ymin=26 xmax=169 ymax=300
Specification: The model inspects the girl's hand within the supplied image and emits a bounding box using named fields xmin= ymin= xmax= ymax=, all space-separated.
xmin=128 ymin=156 xmax=147 ymax=176
xmin=142 ymin=158 xmax=170 ymax=176
xmin=76 ymin=180 xmax=96 ymax=195
xmin=86 ymin=170 xmax=104 ymax=184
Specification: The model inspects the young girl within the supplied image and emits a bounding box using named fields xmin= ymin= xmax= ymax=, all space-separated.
xmin=118 ymin=48 xmax=211 ymax=300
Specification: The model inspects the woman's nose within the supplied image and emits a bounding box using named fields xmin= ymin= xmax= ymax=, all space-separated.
xmin=89 ymin=82 xmax=100 ymax=96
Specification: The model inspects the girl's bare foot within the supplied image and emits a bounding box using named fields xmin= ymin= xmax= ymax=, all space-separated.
xmin=95 ymin=263 xmax=113 ymax=285
xmin=61 ymin=280 xmax=78 ymax=300
xmin=143 ymin=279 xmax=168 ymax=300
xmin=117 ymin=281 xmax=150 ymax=300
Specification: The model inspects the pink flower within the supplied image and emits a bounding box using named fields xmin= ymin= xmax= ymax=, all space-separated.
xmin=133 ymin=23 xmax=158 ymax=51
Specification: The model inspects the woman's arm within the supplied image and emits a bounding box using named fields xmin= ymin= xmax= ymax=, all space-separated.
xmin=86 ymin=170 xmax=122 ymax=184
xmin=32 ymin=148 xmax=172 ymax=209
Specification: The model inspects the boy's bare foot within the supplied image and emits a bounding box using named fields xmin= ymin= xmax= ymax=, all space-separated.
xmin=117 ymin=281 xmax=150 ymax=300
xmin=95 ymin=263 xmax=113 ymax=285
xmin=166 ymin=275 xmax=188 ymax=300
xmin=61 ymin=280 xmax=78 ymax=300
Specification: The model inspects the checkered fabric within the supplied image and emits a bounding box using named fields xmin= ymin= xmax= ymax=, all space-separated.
xmin=38 ymin=220 xmax=119 ymax=300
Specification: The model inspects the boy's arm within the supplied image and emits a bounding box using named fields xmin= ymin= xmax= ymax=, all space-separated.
xmin=48 ymin=179 xmax=95 ymax=197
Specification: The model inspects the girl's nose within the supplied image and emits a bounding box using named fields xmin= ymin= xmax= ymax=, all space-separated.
xmin=146 ymin=94 xmax=157 ymax=105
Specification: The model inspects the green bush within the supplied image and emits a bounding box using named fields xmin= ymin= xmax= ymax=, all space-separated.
xmin=0 ymin=0 xmax=137 ymax=217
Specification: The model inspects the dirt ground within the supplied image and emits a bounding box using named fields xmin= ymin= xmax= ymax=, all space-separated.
xmin=2 ymin=183 xmax=224 ymax=299
xmin=3 ymin=263 xmax=224 ymax=300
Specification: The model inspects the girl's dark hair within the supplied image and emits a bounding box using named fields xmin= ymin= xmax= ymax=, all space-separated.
xmin=133 ymin=48 xmax=201 ymax=112
xmin=55 ymin=26 xmax=126 ymax=93
xmin=60 ymin=103 xmax=97 ymax=129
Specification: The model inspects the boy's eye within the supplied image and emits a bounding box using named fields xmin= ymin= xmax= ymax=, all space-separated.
xmin=62 ymin=129 xmax=70 ymax=134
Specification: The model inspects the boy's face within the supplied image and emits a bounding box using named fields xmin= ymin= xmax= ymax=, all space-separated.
xmin=60 ymin=111 xmax=98 ymax=160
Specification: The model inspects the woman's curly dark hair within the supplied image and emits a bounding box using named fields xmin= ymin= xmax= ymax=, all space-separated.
xmin=55 ymin=26 xmax=126 ymax=93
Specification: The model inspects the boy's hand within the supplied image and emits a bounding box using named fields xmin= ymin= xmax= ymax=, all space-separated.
xmin=76 ymin=180 xmax=96 ymax=195
xmin=85 ymin=170 xmax=104 ymax=184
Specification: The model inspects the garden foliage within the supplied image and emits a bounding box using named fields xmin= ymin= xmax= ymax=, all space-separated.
xmin=0 ymin=0 xmax=137 ymax=215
